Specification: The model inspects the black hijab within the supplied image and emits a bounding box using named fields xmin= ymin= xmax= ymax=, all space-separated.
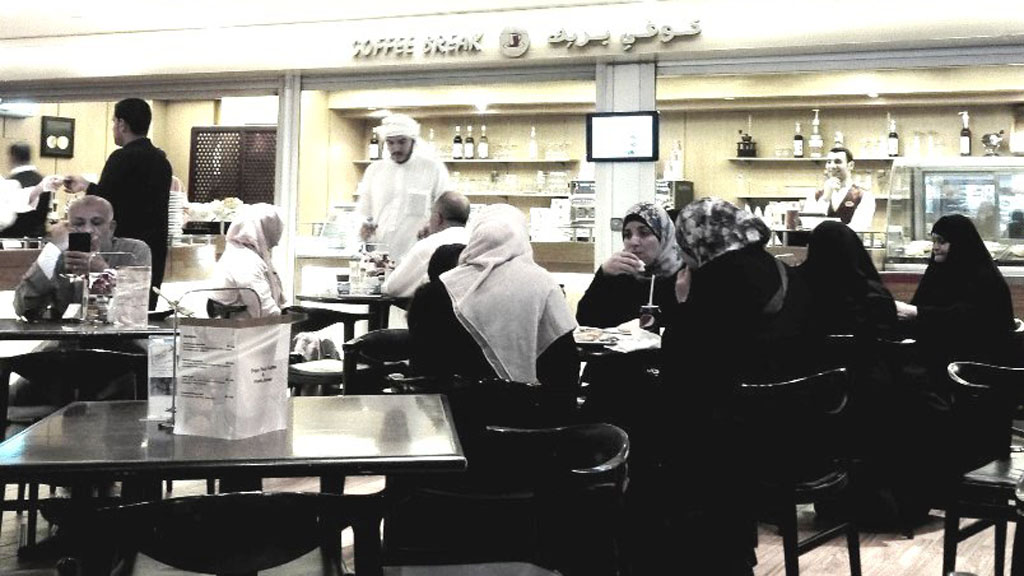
xmin=802 ymin=221 xmax=895 ymax=335
xmin=911 ymin=214 xmax=1014 ymax=359
xmin=912 ymin=214 xmax=1002 ymax=308
xmin=427 ymin=243 xmax=466 ymax=281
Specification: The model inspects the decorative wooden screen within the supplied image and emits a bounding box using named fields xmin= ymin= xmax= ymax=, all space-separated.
xmin=188 ymin=126 xmax=277 ymax=204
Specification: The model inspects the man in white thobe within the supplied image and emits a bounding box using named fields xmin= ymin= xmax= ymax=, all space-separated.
xmin=356 ymin=114 xmax=450 ymax=262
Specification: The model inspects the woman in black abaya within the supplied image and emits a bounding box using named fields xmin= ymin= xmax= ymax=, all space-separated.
xmin=892 ymin=214 xmax=1015 ymax=505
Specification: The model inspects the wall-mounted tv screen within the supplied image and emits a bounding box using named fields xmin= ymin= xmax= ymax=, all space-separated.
xmin=586 ymin=111 xmax=659 ymax=162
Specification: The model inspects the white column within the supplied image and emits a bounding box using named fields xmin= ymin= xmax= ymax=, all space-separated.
xmin=593 ymin=62 xmax=657 ymax=268
xmin=276 ymin=72 xmax=302 ymax=302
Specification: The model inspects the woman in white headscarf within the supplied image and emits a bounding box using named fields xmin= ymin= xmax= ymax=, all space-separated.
xmin=211 ymin=203 xmax=285 ymax=318
xmin=407 ymin=204 xmax=578 ymax=387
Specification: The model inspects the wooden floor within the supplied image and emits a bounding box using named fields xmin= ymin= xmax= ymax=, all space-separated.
xmin=0 ymin=479 xmax=1012 ymax=575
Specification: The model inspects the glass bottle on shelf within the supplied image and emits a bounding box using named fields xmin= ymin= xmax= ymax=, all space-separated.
xmin=528 ymin=126 xmax=539 ymax=160
xmin=368 ymin=130 xmax=380 ymax=161
xmin=452 ymin=125 xmax=463 ymax=160
xmin=833 ymin=130 xmax=844 ymax=147
xmin=809 ymin=109 xmax=824 ymax=158
xmin=959 ymin=111 xmax=972 ymax=156
xmin=478 ymin=125 xmax=489 ymax=159
xmin=793 ymin=122 xmax=804 ymax=158
xmin=464 ymin=125 xmax=475 ymax=159
xmin=887 ymin=114 xmax=900 ymax=157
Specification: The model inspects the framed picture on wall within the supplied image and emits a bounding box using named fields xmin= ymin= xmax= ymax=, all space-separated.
xmin=40 ymin=116 xmax=75 ymax=158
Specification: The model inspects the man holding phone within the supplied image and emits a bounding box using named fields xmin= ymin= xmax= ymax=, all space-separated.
xmin=14 ymin=196 xmax=151 ymax=320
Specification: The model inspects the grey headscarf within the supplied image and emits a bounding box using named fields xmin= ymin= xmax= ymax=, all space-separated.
xmin=675 ymin=197 xmax=770 ymax=269
xmin=623 ymin=201 xmax=684 ymax=277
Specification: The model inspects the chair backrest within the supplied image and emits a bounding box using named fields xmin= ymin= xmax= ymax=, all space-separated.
xmin=736 ymin=367 xmax=851 ymax=485
xmin=286 ymin=305 xmax=371 ymax=344
xmin=0 ymin=348 xmax=148 ymax=440
xmin=802 ymin=333 xmax=857 ymax=374
xmin=482 ymin=422 xmax=630 ymax=491
xmin=947 ymin=361 xmax=1024 ymax=460
xmin=386 ymin=375 xmax=580 ymax=460
xmin=78 ymin=491 xmax=376 ymax=575
xmin=205 ymin=298 xmax=248 ymax=319
xmin=342 ymin=328 xmax=412 ymax=394
xmin=385 ymin=423 xmax=629 ymax=573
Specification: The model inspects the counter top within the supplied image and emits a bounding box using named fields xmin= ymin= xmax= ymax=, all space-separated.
xmin=883 ymin=262 xmax=1024 ymax=277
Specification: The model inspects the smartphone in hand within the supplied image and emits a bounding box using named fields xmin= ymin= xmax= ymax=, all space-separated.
xmin=68 ymin=232 xmax=91 ymax=253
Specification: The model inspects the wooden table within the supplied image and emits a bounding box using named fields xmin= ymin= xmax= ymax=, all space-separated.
xmin=0 ymin=395 xmax=465 ymax=575
xmin=0 ymin=318 xmax=175 ymax=341
xmin=295 ymin=294 xmax=406 ymax=331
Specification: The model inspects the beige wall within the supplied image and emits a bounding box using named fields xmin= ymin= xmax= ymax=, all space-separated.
xmin=158 ymin=101 xmax=217 ymax=191
xmin=327 ymin=112 xmax=362 ymax=206
xmin=297 ymin=91 xmax=332 ymax=232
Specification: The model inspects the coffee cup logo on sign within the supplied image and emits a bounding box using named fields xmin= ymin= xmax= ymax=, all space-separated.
xmin=500 ymin=28 xmax=531 ymax=58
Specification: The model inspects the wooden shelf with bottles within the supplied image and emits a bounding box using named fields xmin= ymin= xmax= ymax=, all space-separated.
xmin=353 ymin=158 xmax=578 ymax=166
xmin=464 ymin=192 xmax=570 ymax=198
xmin=736 ymin=193 xmax=892 ymax=201
xmin=351 ymin=191 xmax=571 ymax=199
xmin=728 ymin=157 xmax=897 ymax=164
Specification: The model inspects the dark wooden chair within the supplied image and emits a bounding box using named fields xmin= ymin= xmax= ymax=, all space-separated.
xmin=942 ymin=361 xmax=1024 ymax=576
xmin=286 ymin=305 xmax=372 ymax=396
xmin=63 ymin=491 xmax=382 ymax=576
xmin=383 ymin=422 xmax=630 ymax=576
xmin=736 ymin=367 xmax=861 ymax=576
xmin=341 ymin=328 xmax=413 ymax=395
xmin=205 ymin=298 xmax=248 ymax=319
xmin=67 ymin=424 xmax=627 ymax=576
xmin=286 ymin=304 xmax=372 ymax=346
xmin=0 ymin=348 xmax=148 ymax=545
xmin=6 ymin=560 xmax=79 ymax=575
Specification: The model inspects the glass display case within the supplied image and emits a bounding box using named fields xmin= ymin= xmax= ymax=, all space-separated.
xmin=885 ymin=157 xmax=1024 ymax=268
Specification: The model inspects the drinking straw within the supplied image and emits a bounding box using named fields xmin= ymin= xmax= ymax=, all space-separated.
xmin=648 ymin=274 xmax=656 ymax=306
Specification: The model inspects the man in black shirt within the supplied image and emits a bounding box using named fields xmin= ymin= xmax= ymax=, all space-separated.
xmin=65 ymin=98 xmax=172 ymax=309
xmin=4 ymin=142 xmax=48 ymax=238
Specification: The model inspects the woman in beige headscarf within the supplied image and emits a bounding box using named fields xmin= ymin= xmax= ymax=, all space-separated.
xmin=407 ymin=204 xmax=578 ymax=387
xmin=211 ymin=203 xmax=285 ymax=318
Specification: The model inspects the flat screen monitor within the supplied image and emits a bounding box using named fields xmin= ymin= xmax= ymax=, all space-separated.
xmin=586 ymin=111 xmax=659 ymax=162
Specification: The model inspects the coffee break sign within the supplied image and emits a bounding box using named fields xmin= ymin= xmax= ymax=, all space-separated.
xmin=353 ymin=34 xmax=484 ymax=58
xmin=352 ymin=21 xmax=700 ymax=60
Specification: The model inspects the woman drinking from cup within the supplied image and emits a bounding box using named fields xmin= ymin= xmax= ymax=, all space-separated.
xmin=576 ymin=201 xmax=683 ymax=329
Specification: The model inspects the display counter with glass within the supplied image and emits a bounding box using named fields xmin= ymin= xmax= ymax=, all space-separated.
xmin=885 ymin=157 xmax=1024 ymax=274
xmin=0 ymin=240 xmax=44 ymax=291
xmin=883 ymin=157 xmax=1024 ymax=311
xmin=166 ymin=234 xmax=224 ymax=282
